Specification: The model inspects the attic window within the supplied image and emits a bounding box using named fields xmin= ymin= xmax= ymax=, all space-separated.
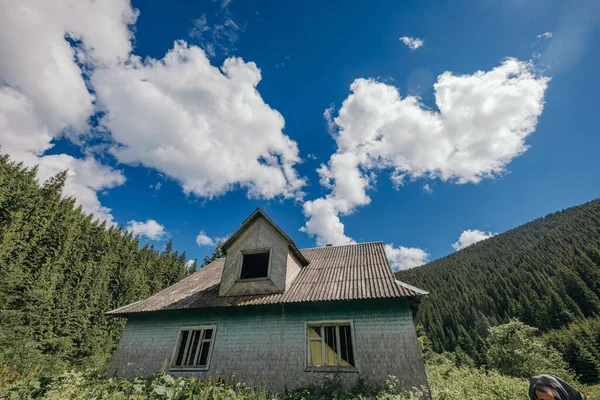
xmin=240 ymin=250 xmax=270 ymax=279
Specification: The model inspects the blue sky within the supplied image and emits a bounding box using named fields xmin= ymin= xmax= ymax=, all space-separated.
xmin=1 ymin=0 xmax=599 ymax=270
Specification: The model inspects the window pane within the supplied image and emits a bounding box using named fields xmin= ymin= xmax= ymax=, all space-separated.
xmin=174 ymin=330 xmax=189 ymax=366
xmin=310 ymin=340 xmax=322 ymax=366
xmin=198 ymin=341 xmax=211 ymax=367
xmin=203 ymin=329 xmax=213 ymax=340
xmin=186 ymin=331 xmax=201 ymax=365
xmin=308 ymin=326 xmax=321 ymax=339
xmin=240 ymin=252 xmax=269 ymax=279
xmin=324 ymin=326 xmax=338 ymax=366
xmin=339 ymin=325 xmax=354 ymax=367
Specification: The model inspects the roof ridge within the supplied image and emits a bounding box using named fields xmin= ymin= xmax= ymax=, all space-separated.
xmin=300 ymin=241 xmax=383 ymax=251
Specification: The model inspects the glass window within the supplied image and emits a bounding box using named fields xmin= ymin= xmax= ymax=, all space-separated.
xmin=306 ymin=322 xmax=355 ymax=368
xmin=240 ymin=250 xmax=270 ymax=279
xmin=171 ymin=326 xmax=216 ymax=369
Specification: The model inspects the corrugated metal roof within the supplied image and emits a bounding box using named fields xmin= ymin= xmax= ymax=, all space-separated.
xmin=108 ymin=242 xmax=427 ymax=315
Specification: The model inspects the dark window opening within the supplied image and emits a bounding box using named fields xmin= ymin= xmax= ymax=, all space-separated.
xmin=172 ymin=327 xmax=215 ymax=369
xmin=240 ymin=251 xmax=270 ymax=279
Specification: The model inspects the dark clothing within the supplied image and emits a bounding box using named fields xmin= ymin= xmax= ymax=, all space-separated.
xmin=529 ymin=375 xmax=584 ymax=400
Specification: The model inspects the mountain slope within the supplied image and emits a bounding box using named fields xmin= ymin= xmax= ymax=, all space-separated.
xmin=397 ymin=199 xmax=600 ymax=380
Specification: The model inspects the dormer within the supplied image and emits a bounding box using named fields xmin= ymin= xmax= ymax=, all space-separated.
xmin=218 ymin=208 xmax=309 ymax=297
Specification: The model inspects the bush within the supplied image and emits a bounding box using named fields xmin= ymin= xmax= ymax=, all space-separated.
xmin=486 ymin=319 xmax=575 ymax=381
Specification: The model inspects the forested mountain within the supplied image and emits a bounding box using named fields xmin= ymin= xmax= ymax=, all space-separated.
xmin=0 ymin=155 xmax=188 ymax=374
xmin=398 ymin=199 xmax=600 ymax=382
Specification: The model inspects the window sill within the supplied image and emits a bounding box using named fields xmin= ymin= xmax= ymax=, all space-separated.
xmin=169 ymin=367 xmax=210 ymax=372
xmin=236 ymin=277 xmax=270 ymax=283
xmin=304 ymin=367 xmax=358 ymax=373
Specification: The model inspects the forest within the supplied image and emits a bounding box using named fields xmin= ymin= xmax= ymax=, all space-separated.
xmin=398 ymin=198 xmax=600 ymax=383
xmin=0 ymin=155 xmax=189 ymax=374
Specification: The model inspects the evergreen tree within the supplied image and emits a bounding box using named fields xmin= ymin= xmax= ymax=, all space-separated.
xmin=0 ymin=154 xmax=188 ymax=374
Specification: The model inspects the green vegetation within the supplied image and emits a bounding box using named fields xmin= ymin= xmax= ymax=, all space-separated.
xmin=0 ymin=155 xmax=188 ymax=375
xmin=2 ymin=320 xmax=592 ymax=399
xmin=1 ymin=151 xmax=598 ymax=397
xmin=398 ymin=199 xmax=600 ymax=382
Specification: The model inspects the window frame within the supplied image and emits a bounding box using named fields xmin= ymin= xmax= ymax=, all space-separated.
xmin=237 ymin=248 xmax=272 ymax=281
xmin=304 ymin=320 xmax=358 ymax=372
xmin=169 ymin=325 xmax=217 ymax=371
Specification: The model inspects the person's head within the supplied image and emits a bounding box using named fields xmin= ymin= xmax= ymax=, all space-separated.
xmin=534 ymin=383 xmax=560 ymax=400
xmin=529 ymin=375 xmax=583 ymax=400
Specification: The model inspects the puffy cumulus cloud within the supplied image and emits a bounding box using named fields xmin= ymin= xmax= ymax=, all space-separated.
xmin=2 ymin=0 xmax=304 ymax=225
xmin=452 ymin=229 xmax=496 ymax=251
xmin=126 ymin=219 xmax=168 ymax=240
xmin=0 ymin=88 xmax=125 ymax=224
xmin=300 ymin=198 xmax=355 ymax=247
xmin=92 ymin=41 xmax=305 ymax=200
xmin=399 ymin=36 xmax=424 ymax=50
xmin=0 ymin=0 xmax=137 ymax=137
xmin=196 ymin=231 xmax=217 ymax=247
xmin=0 ymin=0 xmax=135 ymax=223
xmin=384 ymin=244 xmax=429 ymax=271
xmin=302 ymin=58 xmax=549 ymax=246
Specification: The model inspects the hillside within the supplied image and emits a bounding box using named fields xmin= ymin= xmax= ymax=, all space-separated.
xmin=0 ymin=155 xmax=188 ymax=374
xmin=397 ymin=199 xmax=600 ymax=382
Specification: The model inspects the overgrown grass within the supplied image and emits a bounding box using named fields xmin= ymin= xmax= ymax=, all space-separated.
xmin=0 ymin=363 xmax=593 ymax=399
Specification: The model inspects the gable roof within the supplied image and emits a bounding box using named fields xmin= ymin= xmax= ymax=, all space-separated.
xmin=221 ymin=208 xmax=309 ymax=266
xmin=108 ymin=242 xmax=428 ymax=316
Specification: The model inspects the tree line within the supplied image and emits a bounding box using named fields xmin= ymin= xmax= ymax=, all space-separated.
xmin=398 ymin=198 xmax=600 ymax=382
xmin=0 ymin=155 xmax=188 ymax=374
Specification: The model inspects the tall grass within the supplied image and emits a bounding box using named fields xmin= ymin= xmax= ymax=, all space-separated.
xmin=0 ymin=363 xmax=594 ymax=400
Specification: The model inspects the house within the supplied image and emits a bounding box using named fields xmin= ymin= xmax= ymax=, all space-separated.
xmin=107 ymin=208 xmax=430 ymax=393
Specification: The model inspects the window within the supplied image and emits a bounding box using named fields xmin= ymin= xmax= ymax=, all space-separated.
xmin=306 ymin=322 xmax=355 ymax=369
xmin=240 ymin=250 xmax=270 ymax=279
xmin=171 ymin=326 xmax=215 ymax=370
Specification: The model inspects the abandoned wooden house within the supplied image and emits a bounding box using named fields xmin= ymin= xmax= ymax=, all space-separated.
xmin=107 ymin=208 xmax=430 ymax=392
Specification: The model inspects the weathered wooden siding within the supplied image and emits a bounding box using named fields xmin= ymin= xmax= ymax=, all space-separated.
xmin=108 ymin=299 xmax=429 ymax=395
xmin=285 ymin=252 xmax=302 ymax=290
xmin=219 ymin=217 xmax=290 ymax=296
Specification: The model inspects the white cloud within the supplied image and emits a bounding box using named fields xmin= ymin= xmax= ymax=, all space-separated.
xmin=0 ymin=87 xmax=125 ymax=224
xmin=452 ymin=229 xmax=496 ymax=251
xmin=1 ymin=0 xmax=304 ymax=226
xmin=0 ymin=0 xmax=137 ymax=137
xmin=422 ymin=183 xmax=432 ymax=194
xmin=384 ymin=244 xmax=429 ymax=271
xmin=302 ymin=58 xmax=549 ymax=246
xmin=186 ymin=259 xmax=195 ymax=269
xmin=537 ymin=32 xmax=553 ymax=39
xmin=196 ymin=231 xmax=216 ymax=247
xmin=126 ymin=219 xmax=168 ymax=240
xmin=92 ymin=41 xmax=305 ymax=201
xmin=0 ymin=0 xmax=135 ymax=223
xmin=399 ymin=36 xmax=424 ymax=50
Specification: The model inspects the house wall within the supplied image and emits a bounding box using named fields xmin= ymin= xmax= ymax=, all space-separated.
xmin=219 ymin=217 xmax=290 ymax=296
xmin=108 ymin=299 xmax=429 ymax=395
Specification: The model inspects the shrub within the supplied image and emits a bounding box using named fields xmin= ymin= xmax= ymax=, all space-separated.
xmin=486 ymin=319 xmax=575 ymax=381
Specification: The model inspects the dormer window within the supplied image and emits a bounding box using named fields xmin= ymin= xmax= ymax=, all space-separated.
xmin=240 ymin=249 xmax=271 ymax=280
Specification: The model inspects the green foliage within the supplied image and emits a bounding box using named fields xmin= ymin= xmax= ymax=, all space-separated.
xmin=485 ymin=319 xmax=574 ymax=381
xmin=397 ymin=199 xmax=600 ymax=381
xmin=426 ymin=363 xmax=528 ymax=400
xmin=0 ymin=369 xmax=427 ymax=400
xmin=543 ymin=317 xmax=600 ymax=384
xmin=202 ymin=240 xmax=225 ymax=267
xmin=0 ymin=155 xmax=188 ymax=375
